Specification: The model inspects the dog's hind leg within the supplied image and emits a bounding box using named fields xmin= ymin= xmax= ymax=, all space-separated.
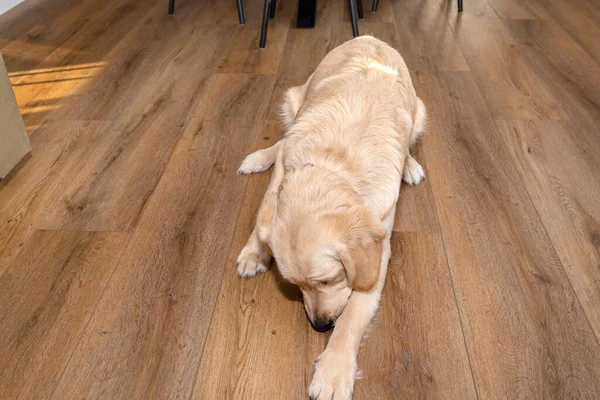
xmin=403 ymin=97 xmax=426 ymax=185
xmin=238 ymin=76 xmax=311 ymax=176
xmin=237 ymin=140 xmax=285 ymax=277
xmin=237 ymin=141 xmax=282 ymax=175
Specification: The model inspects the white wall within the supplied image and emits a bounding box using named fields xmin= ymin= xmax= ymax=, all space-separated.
xmin=0 ymin=0 xmax=26 ymax=15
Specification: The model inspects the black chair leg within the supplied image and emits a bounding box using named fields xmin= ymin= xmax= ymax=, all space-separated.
xmin=357 ymin=0 xmax=364 ymax=19
xmin=270 ymin=0 xmax=277 ymax=18
xmin=458 ymin=0 xmax=463 ymax=12
xmin=168 ymin=0 xmax=175 ymax=15
xmin=260 ymin=0 xmax=270 ymax=48
xmin=237 ymin=0 xmax=246 ymax=24
xmin=371 ymin=0 xmax=379 ymax=12
xmin=348 ymin=0 xmax=359 ymax=37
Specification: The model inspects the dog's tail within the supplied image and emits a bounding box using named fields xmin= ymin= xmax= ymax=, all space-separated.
xmin=279 ymin=74 xmax=312 ymax=130
xmin=409 ymin=97 xmax=427 ymax=147
xmin=280 ymin=86 xmax=304 ymax=130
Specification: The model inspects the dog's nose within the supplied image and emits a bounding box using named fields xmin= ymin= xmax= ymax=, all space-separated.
xmin=310 ymin=319 xmax=334 ymax=332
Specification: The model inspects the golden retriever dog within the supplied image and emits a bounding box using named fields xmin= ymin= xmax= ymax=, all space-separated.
xmin=236 ymin=36 xmax=426 ymax=399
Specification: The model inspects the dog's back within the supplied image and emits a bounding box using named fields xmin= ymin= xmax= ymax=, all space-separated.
xmin=280 ymin=36 xmax=424 ymax=220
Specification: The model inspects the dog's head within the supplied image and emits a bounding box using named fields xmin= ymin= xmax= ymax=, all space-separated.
xmin=259 ymin=165 xmax=385 ymax=332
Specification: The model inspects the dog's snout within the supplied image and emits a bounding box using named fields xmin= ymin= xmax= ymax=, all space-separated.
xmin=310 ymin=318 xmax=334 ymax=332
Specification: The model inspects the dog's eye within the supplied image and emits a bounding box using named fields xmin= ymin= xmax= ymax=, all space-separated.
xmin=319 ymin=280 xmax=330 ymax=286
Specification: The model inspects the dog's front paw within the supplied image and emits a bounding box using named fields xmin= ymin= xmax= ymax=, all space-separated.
xmin=237 ymin=244 xmax=270 ymax=278
xmin=308 ymin=350 xmax=357 ymax=400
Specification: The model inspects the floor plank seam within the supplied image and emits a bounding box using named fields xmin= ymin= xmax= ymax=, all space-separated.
xmin=493 ymin=128 xmax=600 ymax=347
xmin=36 ymin=228 xmax=132 ymax=233
xmin=46 ymin=230 xmax=135 ymax=400
xmin=453 ymin=2 xmax=600 ymax=347
xmin=186 ymin=172 xmax=254 ymax=400
xmin=426 ymin=179 xmax=482 ymax=400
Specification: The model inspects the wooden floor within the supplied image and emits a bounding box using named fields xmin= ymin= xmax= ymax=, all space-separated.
xmin=1 ymin=0 xmax=600 ymax=398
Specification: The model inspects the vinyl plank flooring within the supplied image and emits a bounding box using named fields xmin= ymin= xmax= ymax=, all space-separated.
xmin=0 ymin=0 xmax=76 ymax=49
xmin=192 ymin=122 xmax=308 ymax=399
xmin=50 ymin=74 xmax=275 ymax=400
xmin=37 ymin=25 xmax=235 ymax=232
xmin=451 ymin=14 xmax=567 ymax=120
xmin=216 ymin=21 xmax=289 ymax=75
xmin=531 ymin=0 xmax=600 ymax=66
xmin=216 ymin=0 xmax=294 ymax=75
xmin=502 ymin=20 xmax=600 ymax=133
xmin=0 ymin=121 xmax=110 ymax=273
xmin=46 ymin=1 xmax=209 ymax=122
xmin=390 ymin=0 xmax=470 ymax=71
xmin=354 ymin=232 xmax=477 ymax=399
xmin=0 ymin=0 xmax=130 ymax=72
xmin=496 ymin=119 xmax=600 ymax=340
xmin=10 ymin=0 xmax=158 ymax=131
xmin=393 ymin=139 xmax=439 ymax=232
xmin=0 ymin=230 xmax=129 ymax=400
xmin=1 ymin=0 xmax=600 ymax=398
xmin=417 ymin=71 xmax=600 ymax=398
xmin=486 ymin=0 xmax=551 ymax=20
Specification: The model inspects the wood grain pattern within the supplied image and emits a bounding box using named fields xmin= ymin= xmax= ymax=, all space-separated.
xmin=390 ymin=0 xmax=470 ymax=71
xmin=451 ymin=14 xmax=567 ymax=120
xmin=192 ymin=122 xmax=308 ymax=399
xmin=496 ymin=119 xmax=600 ymax=340
xmin=393 ymin=140 xmax=439 ymax=232
xmin=0 ymin=121 xmax=110 ymax=273
xmin=1 ymin=0 xmax=118 ymax=72
xmin=0 ymin=0 xmax=75 ymax=49
xmin=0 ymin=230 xmax=129 ymax=400
xmin=216 ymin=1 xmax=295 ymax=75
xmin=50 ymin=74 xmax=275 ymax=400
xmin=354 ymin=232 xmax=477 ymax=399
xmin=10 ymin=0 xmax=156 ymax=131
xmin=38 ymin=25 xmax=235 ymax=232
xmin=418 ymin=71 xmax=600 ymax=399
xmin=1 ymin=0 xmax=600 ymax=398
xmin=502 ymin=20 xmax=600 ymax=136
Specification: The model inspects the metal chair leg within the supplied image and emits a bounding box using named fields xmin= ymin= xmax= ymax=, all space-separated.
xmin=357 ymin=0 xmax=364 ymax=19
xmin=260 ymin=0 xmax=270 ymax=48
xmin=237 ymin=0 xmax=246 ymax=24
xmin=270 ymin=0 xmax=277 ymax=18
xmin=168 ymin=0 xmax=175 ymax=15
xmin=371 ymin=0 xmax=379 ymax=12
xmin=458 ymin=0 xmax=463 ymax=12
xmin=349 ymin=0 xmax=359 ymax=37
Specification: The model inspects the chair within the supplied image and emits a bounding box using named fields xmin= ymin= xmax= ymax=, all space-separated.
xmin=168 ymin=0 xmax=246 ymax=25
xmin=372 ymin=0 xmax=463 ymax=13
xmin=260 ymin=0 xmax=363 ymax=48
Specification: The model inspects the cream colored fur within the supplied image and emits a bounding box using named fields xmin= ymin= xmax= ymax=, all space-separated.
xmin=237 ymin=36 xmax=426 ymax=400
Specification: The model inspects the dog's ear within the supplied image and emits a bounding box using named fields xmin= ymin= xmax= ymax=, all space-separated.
xmin=338 ymin=221 xmax=386 ymax=292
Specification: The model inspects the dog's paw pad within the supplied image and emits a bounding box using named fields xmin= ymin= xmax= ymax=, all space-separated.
xmin=403 ymin=156 xmax=425 ymax=185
